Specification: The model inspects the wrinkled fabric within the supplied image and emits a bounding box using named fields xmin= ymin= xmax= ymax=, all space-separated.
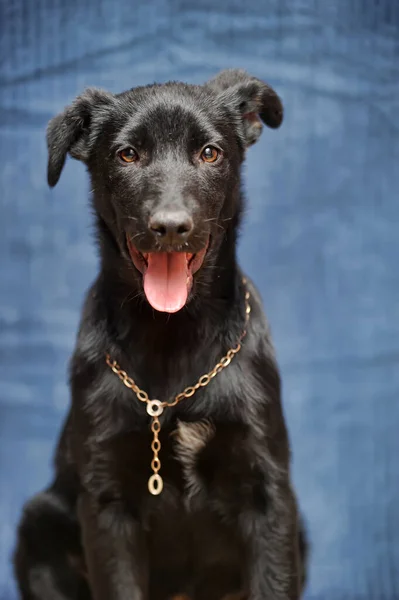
xmin=1 ymin=1 xmax=399 ymax=598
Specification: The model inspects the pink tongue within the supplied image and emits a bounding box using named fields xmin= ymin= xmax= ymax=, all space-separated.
xmin=143 ymin=253 xmax=189 ymax=313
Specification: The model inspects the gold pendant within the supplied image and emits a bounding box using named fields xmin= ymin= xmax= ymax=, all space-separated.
xmin=148 ymin=473 xmax=163 ymax=495
xmin=148 ymin=413 xmax=163 ymax=495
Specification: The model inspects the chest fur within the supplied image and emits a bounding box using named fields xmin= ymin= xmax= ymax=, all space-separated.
xmin=83 ymin=419 xmax=266 ymax=516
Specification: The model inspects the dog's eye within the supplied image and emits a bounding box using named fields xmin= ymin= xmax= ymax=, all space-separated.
xmin=118 ymin=148 xmax=139 ymax=163
xmin=201 ymin=146 xmax=219 ymax=163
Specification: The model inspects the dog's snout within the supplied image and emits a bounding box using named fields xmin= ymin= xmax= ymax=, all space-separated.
xmin=149 ymin=210 xmax=194 ymax=245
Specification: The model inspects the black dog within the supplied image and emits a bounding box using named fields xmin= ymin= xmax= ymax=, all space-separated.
xmin=14 ymin=69 xmax=307 ymax=600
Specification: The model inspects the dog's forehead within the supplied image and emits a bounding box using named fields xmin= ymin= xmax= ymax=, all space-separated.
xmin=114 ymin=85 xmax=222 ymax=145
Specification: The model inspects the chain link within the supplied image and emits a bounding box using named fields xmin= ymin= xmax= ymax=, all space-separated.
xmin=106 ymin=281 xmax=251 ymax=495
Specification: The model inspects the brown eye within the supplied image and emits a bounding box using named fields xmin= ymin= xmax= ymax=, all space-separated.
xmin=119 ymin=147 xmax=138 ymax=163
xmin=201 ymin=146 xmax=219 ymax=163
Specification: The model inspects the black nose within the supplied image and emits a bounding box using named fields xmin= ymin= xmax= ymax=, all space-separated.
xmin=149 ymin=210 xmax=194 ymax=245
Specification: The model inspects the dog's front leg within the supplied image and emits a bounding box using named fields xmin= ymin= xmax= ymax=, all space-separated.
xmin=78 ymin=492 xmax=148 ymax=600
xmin=242 ymin=485 xmax=302 ymax=600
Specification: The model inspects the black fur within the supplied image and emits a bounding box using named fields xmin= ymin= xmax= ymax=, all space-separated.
xmin=14 ymin=69 xmax=306 ymax=600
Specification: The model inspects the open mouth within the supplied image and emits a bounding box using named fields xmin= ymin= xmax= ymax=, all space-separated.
xmin=127 ymin=236 xmax=209 ymax=313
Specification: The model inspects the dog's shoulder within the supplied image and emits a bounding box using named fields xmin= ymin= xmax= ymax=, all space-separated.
xmin=240 ymin=273 xmax=277 ymax=363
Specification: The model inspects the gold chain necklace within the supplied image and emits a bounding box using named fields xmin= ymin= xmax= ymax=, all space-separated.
xmin=106 ymin=283 xmax=251 ymax=496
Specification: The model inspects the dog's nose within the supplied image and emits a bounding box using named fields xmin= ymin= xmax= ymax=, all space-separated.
xmin=149 ymin=210 xmax=194 ymax=244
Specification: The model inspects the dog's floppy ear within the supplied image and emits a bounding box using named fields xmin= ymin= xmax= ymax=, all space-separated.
xmin=206 ymin=69 xmax=283 ymax=147
xmin=47 ymin=88 xmax=115 ymax=187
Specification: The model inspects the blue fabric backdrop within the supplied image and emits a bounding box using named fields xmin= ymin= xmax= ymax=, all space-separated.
xmin=1 ymin=1 xmax=399 ymax=598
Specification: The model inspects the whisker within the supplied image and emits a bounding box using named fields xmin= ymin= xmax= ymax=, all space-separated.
xmin=213 ymin=223 xmax=224 ymax=232
xmin=129 ymin=231 xmax=145 ymax=242
xmin=120 ymin=289 xmax=143 ymax=310
xmin=203 ymin=217 xmax=226 ymax=232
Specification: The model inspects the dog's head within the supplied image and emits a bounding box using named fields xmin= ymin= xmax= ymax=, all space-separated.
xmin=47 ymin=69 xmax=283 ymax=313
